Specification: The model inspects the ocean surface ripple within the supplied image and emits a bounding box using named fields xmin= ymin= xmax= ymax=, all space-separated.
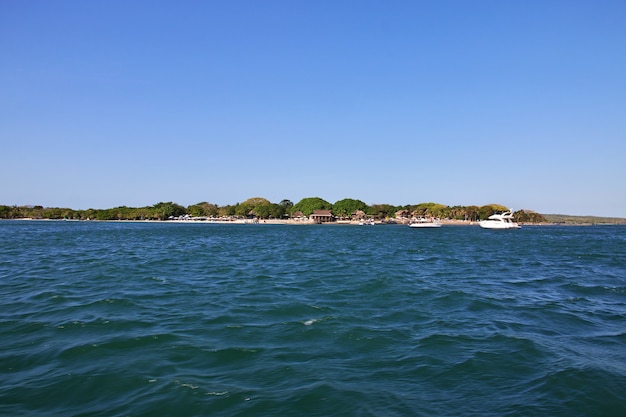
xmin=1 ymin=221 xmax=625 ymax=416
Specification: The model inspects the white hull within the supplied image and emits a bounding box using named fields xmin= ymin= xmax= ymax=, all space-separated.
xmin=478 ymin=211 xmax=520 ymax=229
xmin=478 ymin=221 xmax=520 ymax=229
xmin=409 ymin=221 xmax=442 ymax=228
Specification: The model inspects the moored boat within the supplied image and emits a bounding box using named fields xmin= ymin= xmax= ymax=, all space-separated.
xmin=478 ymin=211 xmax=521 ymax=229
xmin=409 ymin=218 xmax=442 ymax=228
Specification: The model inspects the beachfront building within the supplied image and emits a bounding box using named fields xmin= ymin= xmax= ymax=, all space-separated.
xmin=351 ymin=210 xmax=367 ymax=221
xmin=310 ymin=210 xmax=334 ymax=224
xmin=395 ymin=209 xmax=410 ymax=220
xmin=291 ymin=211 xmax=307 ymax=221
xmin=394 ymin=209 xmax=411 ymax=224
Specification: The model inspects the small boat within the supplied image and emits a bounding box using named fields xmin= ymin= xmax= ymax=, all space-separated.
xmin=478 ymin=211 xmax=521 ymax=229
xmin=409 ymin=218 xmax=442 ymax=228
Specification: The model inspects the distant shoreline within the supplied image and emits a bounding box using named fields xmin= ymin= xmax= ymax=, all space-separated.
xmin=6 ymin=218 xmax=624 ymax=226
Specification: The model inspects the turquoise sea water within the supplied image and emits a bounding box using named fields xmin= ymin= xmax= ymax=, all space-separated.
xmin=1 ymin=220 xmax=625 ymax=416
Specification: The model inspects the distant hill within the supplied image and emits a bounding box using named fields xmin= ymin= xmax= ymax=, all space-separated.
xmin=543 ymin=214 xmax=626 ymax=225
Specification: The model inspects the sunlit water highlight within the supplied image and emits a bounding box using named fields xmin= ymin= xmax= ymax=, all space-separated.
xmin=1 ymin=221 xmax=625 ymax=416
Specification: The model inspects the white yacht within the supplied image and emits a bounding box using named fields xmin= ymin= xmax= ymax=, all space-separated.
xmin=409 ymin=218 xmax=442 ymax=228
xmin=478 ymin=212 xmax=521 ymax=229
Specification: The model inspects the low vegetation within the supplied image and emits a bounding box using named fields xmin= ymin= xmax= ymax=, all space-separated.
xmin=542 ymin=214 xmax=626 ymax=225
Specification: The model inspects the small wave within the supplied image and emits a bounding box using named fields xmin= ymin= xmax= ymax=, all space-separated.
xmin=524 ymin=367 xmax=626 ymax=415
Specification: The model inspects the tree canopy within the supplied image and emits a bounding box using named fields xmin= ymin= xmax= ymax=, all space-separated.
xmin=0 ymin=197 xmax=551 ymax=223
xmin=332 ymin=198 xmax=368 ymax=218
xmin=291 ymin=197 xmax=332 ymax=216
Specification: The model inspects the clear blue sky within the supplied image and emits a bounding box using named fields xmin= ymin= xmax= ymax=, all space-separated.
xmin=2 ymin=1 xmax=625 ymax=217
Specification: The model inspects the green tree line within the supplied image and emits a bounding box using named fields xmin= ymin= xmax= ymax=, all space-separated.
xmin=0 ymin=197 xmax=546 ymax=222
